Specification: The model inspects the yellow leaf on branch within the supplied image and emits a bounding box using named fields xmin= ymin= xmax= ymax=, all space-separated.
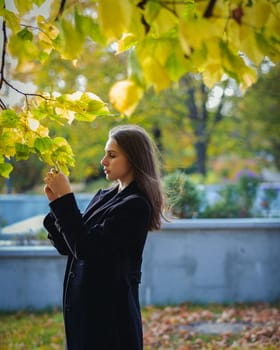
xmin=109 ymin=80 xmax=144 ymax=116
xmin=141 ymin=56 xmax=171 ymax=93
xmin=97 ymin=0 xmax=133 ymax=41
xmin=37 ymin=15 xmax=59 ymax=55
xmin=202 ymin=64 xmax=224 ymax=89
xmin=242 ymin=0 xmax=272 ymax=28
xmin=56 ymin=19 xmax=84 ymax=60
xmin=144 ymin=3 xmax=177 ymax=37
xmin=1 ymin=9 xmax=21 ymax=33
xmin=117 ymin=33 xmax=137 ymax=54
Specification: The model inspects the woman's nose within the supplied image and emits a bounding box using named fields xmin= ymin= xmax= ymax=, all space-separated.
xmin=101 ymin=156 xmax=107 ymax=166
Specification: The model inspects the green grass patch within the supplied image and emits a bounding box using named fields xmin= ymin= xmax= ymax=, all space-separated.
xmin=0 ymin=311 xmax=64 ymax=350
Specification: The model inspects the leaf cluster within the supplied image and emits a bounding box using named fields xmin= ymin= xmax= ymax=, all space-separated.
xmin=0 ymin=1 xmax=110 ymax=178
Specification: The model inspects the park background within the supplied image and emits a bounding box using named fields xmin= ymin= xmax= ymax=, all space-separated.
xmin=0 ymin=0 xmax=280 ymax=349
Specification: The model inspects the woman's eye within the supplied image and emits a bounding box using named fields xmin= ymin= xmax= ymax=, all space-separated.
xmin=109 ymin=153 xmax=115 ymax=158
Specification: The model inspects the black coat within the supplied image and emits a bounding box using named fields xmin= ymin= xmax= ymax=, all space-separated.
xmin=43 ymin=182 xmax=151 ymax=350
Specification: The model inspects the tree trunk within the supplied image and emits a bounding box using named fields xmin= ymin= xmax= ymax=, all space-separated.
xmin=194 ymin=141 xmax=207 ymax=175
xmin=183 ymin=77 xmax=208 ymax=176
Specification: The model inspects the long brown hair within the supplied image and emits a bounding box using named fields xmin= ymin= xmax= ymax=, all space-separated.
xmin=109 ymin=124 xmax=165 ymax=230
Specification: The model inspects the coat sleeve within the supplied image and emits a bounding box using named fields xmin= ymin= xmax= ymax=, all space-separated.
xmin=49 ymin=192 xmax=151 ymax=260
xmin=43 ymin=212 xmax=72 ymax=255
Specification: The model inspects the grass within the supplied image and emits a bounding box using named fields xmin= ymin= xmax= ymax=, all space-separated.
xmin=0 ymin=302 xmax=279 ymax=350
xmin=0 ymin=310 xmax=64 ymax=349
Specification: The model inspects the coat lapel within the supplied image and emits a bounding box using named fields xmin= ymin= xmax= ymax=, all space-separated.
xmin=82 ymin=186 xmax=118 ymax=222
xmin=83 ymin=182 xmax=138 ymax=224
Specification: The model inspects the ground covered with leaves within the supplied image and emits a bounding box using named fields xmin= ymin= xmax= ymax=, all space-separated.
xmin=0 ymin=302 xmax=279 ymax=349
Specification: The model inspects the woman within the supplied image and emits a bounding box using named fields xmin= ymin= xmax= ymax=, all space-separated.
xmin=43 ymin=124 xmax=165 ymax=350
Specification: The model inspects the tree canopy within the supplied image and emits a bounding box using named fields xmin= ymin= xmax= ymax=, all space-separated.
xmin=0 ymin=0 xmax=279 ymax=178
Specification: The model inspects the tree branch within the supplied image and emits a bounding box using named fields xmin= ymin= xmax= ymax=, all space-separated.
xmin=0 ymin=98 xmax=7 ymax=109
xmin=207 ymin=84 xmax=227 ymax=139
xmin=2 ymin=78 xmax=52 ymax=110
xmin=55 ymin=0 xmax=67 ymax=21
xmin=20 ymin=23 xmax=48 ymax=37
xmin=0 ymin=13 xmax=53 ymax=110
xmin=0 ymin=20 xmax=7 ymax=91
xmin=203 ymin=0 xmax=217 ymax=18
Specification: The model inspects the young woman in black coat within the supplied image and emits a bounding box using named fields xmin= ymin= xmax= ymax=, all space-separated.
xmin=43 ymin=124 xmax=165 ymax=350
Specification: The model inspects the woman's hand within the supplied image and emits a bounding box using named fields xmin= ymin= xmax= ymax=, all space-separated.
xmin=44 ymin=169 xmax=72 ymax=201
xmin=44 ymin=184 xmax=58 ymax=202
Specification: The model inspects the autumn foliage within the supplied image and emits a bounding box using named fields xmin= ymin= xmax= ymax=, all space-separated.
xmin=0 ymin=0 xmax=279 ymax=177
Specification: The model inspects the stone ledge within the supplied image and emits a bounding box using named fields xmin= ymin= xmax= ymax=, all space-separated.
xmin=161 ymin=218 xmax=280 ymax=230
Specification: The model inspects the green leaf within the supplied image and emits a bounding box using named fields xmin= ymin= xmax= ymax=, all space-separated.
xmin=17 ymin=28 xmax=33 ymax=41
xmin=53 ymin=136 xmax=71 ymax=148
xmin=219 ymin=40 xmax=243 ymax=82
xmin=33 ymin=0 xmax=46 ymax=6
xmin=0 ymin=162 xmax=13 ymax=178
xmin=8 ymin=34 xmax=39 ymax=66
xmin=0 ymin=110 xmax=20 ymax=128
xmin=0 ymin=131 xmax=17 ymax=157
xmin=13 ymin=0 xmax=34 ymax=15
xmin=74 ymin=9 xmax=105 ymax=44
xmin=15 ymin=143 xmax=30 ymax=160
xmin=144 ymin=1 xmax=161 ymax=24
xmin=87 ymin=22 xmax=106 ymax=45
xmin=38 ymin=51 xmax=49 ymax=63
xmin=165 ymin=42 xmax=193 ymax=81
xmin=57 ymin=19 xmax=85 ymax=60
xmin=182 ymin=0 xmax=195 ymax=20
xmin=51 ymin=137 xmax=75 ymax=173
xmin=117 ymin=33 xmax=138 ymax=54
xmin=34 ymin=137 xmax=52 ymax=153
xmin=1 ymin=9 xmax=21 ymax=33
xmin=55 ymin=91 xmax=110 ymax=121
xmin=127 ymin=48 xmax=143 ymax=85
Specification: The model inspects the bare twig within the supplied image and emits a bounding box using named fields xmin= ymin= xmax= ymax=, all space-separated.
xmin=0 ymin=13 xmax=54 ymax=110
xmin=3 ymin=78 xmax=49 ymax=101
xmin=0 ymin=20 xmax=7 ymax=91
xmin=20 ymin=24 xmax=49 ymax=37
xmin=2 ymin=78 xmax=52 ymax=110
xmin=0 ymin=98 xmax=7 ymax=109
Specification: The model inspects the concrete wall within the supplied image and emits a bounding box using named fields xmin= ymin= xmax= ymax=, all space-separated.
xmin=0 ymin=194 xmax=92 ymax=225
xmin=0 ymin=218 xmax=279 ymax=310
xmin=0 ymin=246 xmax=65 ymax=310
xmin=140 ymin=218 xmax=280 ymax=305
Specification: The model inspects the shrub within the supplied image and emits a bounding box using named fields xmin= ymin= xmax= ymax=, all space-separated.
xmin=200 ymin=171 xmax=261 ymax=218
xmin=200 ymin=184 xmax=242 ymax=218
xmin=163 ymin=171 xmax=201 ymax=218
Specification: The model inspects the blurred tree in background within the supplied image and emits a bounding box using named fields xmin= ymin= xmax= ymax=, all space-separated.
xmin=235 ymin=63 xmax=280 ymax=170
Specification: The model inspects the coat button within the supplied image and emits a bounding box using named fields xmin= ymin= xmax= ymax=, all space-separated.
xmin=65 ymin=304 xmax=71 ymax=312
xmin=69 ymin=272 xmax=75 ymax=278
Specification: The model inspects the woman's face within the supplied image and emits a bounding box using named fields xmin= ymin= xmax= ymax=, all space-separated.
xmin=100 ymin=138 xmax=134 ymax=186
